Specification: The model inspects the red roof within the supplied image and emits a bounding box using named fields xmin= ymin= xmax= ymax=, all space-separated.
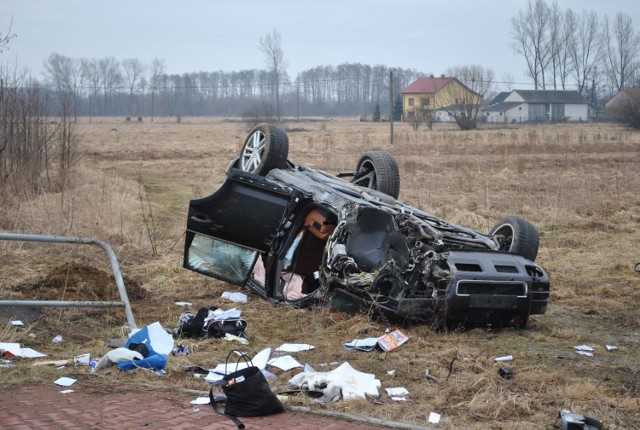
xmin=401 ymin=77 xmax=453 ymax=94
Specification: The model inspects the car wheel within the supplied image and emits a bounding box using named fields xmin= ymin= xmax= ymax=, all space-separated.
xmin=351 ymin=151 xmax=400 ymax=199
xmin=489 ymin=215 xmax=539 ymax=262
xmin=239 ymin=123 xmax=289 ymax=175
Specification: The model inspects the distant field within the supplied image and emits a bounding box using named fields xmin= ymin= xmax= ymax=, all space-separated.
xmin=1 ymin=117 xmax=639 ymax=429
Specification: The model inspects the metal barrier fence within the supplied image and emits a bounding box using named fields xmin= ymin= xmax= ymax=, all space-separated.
xmin=0 ymin=233 xmax=136 ymax=327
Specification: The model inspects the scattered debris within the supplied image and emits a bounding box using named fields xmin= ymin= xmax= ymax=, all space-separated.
xmin=494 ymin=355 xmax=513 ymax=362
xmin=54 ymin=377 xmax=76 ymax=387
xmin=377 ymin=329 xmax=409 ymax=352
xmin=191 ymin=397 xmax=210 ymax=405
xmin=175 ymin=301 xmax=193 ymax=306
xmin=559 ymin=409 xmax=603 ymax=430
xmin=344 ymin=337 xmax=379 ymax=351
xmin=171 ymin=344 xmax=190 ymax=356
xmin=498 ymin=367 xmax=515 ymax=379
xmin=95 ymin=348 xmax=144 ymax=371
xmin=385 ymin=387 xmax=409 ymax=401
xmin=115 ymin=322 xmax=174 ymax=372
xmin=1 ymin=343 xmax=47 ymax=359
xmin=606 ymin=345 xmax=617 ymax=351
xmin=428 ymin=412 xmax=441 ymax=424
xmin=52 ymin=335 xmax=63 ymax=344
xmin=344 ymin=330 xmax=409 ymax=352
xmin=268 ymin=355 xmax=303 ymax=371
xmin=275 ymin=343 xmax=314 ymax=353
xmin=73 ymin=353 xmax=91 ymax=366
xmin=289 ymin=362 xmax=380 ymax=402
xmin=425 ymin=369 xmax=440 ymax=382
xmin=59 ymin=389 xmax=74 ymax=394
xmin=0 ymin=360 xmax=15 ymax=368
xmin=387 ymin=369 xmax=396 ymax=376
xmin=575 ymin=345 xmax=595 ymax=357
xmin=224 ymin=333 xmax=249 ymax=345
xmin=33 ymin=359 xmax=70 ymax=367
xmin=575 ymin=345 xmax=594 ymax=352
xmin=221 ymin=291 xmax=248 ymax=303
xmin=10 ymin=320 xmax=24 ymax=326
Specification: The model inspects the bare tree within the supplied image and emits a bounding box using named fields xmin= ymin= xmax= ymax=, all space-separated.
xmin=122 ymin=58 xmax=147 ymax=117
xmin=603 ymin=12 xmax=640 ymax=92
xmin=80 ymin=58 xmax=100 ymax=120
xmin=548 ymin=3 xmax=572 ymax=89
xmin=511 ymin=0 xmax=551 ymax=89
xmin=0 ymin=16 xmax=16 ymax=54
xmin=259 ymin=29 xmax=287 ymax=121
xmin=98 ymin=57 xmax=122 ymax=114
xmin=149 ymin=58 xmax=166 ymax=122
xmin=566 ymin=9 xmax=603 ymax=93
xmin=444 ymin=65 xmax=495 ymax=130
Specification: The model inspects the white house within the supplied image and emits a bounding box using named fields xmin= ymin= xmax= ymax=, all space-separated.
xmin=481 ymin=90 xmax=588 ymax=123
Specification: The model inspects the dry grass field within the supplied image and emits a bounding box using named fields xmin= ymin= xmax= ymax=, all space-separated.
xmin=1 ymin=117 xmax=639 ymax=429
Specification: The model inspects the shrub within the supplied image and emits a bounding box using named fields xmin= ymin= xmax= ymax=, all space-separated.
xmin=606 ymin=87 xmax=640 ymax=129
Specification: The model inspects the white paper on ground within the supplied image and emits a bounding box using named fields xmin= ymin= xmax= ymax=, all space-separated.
xmin=0 ymin=342 xmax=21 ymax=356
xmin=576 ymin=351 xmax=594 ymax=357
xmin=267 ymin=355 xmax=303 ymax=371
xmin=206 ymin=347 xmax=272 ymax=382
xmin=10 ymin=320 xmax=24 ymax=326
xmin=606 ymin=345 xmax=618 ymax=351
xmin=221 ymin=291 xmax=248 ymax=303
xmin=20 ymin=347 xmax=47 ymax=358
xmin=343 ymin=337 xmax=379 ymax=351
xmin=391 ymin=396 xmax=407 ymax=401
xmin=60 ymin=389 xmax=74 ymax=394
xmin=574 ymin=345 xmax=594 ymax=352
xmin=385 ymin=387 xmax=409 ymax=397
xmin=428 ymin=412 xmax=441 ymax=424
xmin=175 ymin=302 xmax=193 ymax=306
xmin=54 ymin=377 xmax=77 ymax=387
xmin=276 ymin=343 xmax=315 ymax=353
xmin=190 ymin=397 xmax=210 ymax=405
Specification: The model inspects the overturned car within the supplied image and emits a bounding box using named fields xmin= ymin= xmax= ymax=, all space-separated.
xmin=184 ymin=124 xmax=550 ymax=328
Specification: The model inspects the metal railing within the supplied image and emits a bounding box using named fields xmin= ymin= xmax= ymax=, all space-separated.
xmin=0 ymin=233 xmax=136 ymax=327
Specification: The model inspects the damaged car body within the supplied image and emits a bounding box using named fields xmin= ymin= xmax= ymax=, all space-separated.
xmin=184 ymin=124 xmax=550 ymax=328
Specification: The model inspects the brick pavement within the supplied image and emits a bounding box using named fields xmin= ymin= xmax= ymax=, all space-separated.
xmin=0 ymin=385 xmax=395 ymax=430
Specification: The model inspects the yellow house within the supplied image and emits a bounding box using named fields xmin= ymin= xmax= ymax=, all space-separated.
xmin=400 ymin=76 xmax=480 ymax=120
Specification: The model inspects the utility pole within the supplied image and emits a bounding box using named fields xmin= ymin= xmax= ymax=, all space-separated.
xmin=296 ymin=82 xmax=300 ymax=121
xmin=389 ymin=70 xmax=394 ymax=145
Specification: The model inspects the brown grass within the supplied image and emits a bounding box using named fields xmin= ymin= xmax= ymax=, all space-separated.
xmin=1 ymin=117 xmax=639 ymax=429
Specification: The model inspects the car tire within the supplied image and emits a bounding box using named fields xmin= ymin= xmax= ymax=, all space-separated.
xmin=489 ymin=215 xmax=540 ymax=262
xmin=239 ymin=123 xmax=289 ymax=175
xmin=351 ymin=151 xmax=400 ymax=199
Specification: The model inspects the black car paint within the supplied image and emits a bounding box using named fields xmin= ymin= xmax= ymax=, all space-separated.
xmin=184 ymin=157 xmax=550 ymax=328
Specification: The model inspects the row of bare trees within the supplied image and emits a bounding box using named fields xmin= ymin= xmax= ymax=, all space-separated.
xmin=1 ymin=21 xmax=78 ymax=207
xmin=38 ymin=52 xmax=423 ymax=118
xmin=511 ymin=0 xmax=640 ymax=94
xmin=0 ymin=67 xmax=77 ymax=207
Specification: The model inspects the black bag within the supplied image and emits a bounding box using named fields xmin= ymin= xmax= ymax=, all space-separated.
xmin=206 ymin=318 xmax=248 ymax=339
xmin=210 ymin=351 xmax=284 ymax=429
xmin=177 ymin=306 xmax=217 ymax=338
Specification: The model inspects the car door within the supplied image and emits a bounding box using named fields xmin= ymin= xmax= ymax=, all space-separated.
xmin=184 ymin=169 xmax=292 ymax=286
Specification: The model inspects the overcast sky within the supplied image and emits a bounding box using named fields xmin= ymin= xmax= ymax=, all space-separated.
xmin=2 ymin=0 xmax=639 ymax=89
